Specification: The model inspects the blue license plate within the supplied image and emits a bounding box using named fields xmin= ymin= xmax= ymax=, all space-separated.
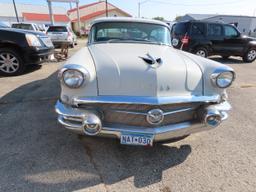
xmin=120 ymin=132 xmax=154 ymax=146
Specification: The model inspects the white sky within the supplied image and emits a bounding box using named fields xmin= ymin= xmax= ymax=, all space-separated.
xmin=1 ymin=0 xmax=256 ymax=21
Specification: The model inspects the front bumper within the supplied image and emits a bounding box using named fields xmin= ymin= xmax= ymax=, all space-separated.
xmin=55 ymin=100 xmax=231 ymax=142
xmin=23 ymin=47 xmax=54 ymax=64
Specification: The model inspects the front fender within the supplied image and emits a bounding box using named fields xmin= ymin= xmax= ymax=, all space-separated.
xmin=60 ymin=47 xmax=98 ymax=104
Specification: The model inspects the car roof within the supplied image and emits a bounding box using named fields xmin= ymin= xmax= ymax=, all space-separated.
xmin=12 ymin=22 xmax=36 ymax=25
xmin=91 ymin=17 xmax=169 ymax=27
xmin=0 ymin=27 xmax=45 ymax=35
xmin=175 ymin=20 xmax=226 ymax=25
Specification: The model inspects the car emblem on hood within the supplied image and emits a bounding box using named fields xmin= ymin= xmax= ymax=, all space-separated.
xmin=139 ymin=53 xmax=162 ymax=65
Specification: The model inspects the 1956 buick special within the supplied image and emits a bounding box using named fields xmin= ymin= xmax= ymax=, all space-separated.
xmin=55 ymin=18 xmax=235 ymax=146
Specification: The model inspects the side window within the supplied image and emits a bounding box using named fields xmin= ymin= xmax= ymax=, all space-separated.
xmin=207 ymin=24 xmax=222 ymax=36
xmin=191 ymin=23 xmax=205 ymax=36
xmin=224 ymin=25 xmax=238 ymax=37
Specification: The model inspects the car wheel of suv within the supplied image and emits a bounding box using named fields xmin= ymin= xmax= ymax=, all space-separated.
xmin=194 ymin=47 xmax=208 ymax=58
xmin=243 ymin=48 xmax=256 ymax=63
xmin=0 ymin=48 xmax=25 ymax=76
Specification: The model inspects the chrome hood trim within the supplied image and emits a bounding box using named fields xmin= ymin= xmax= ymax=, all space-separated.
xmin=72 ymin=95 xmax=220 ymax=106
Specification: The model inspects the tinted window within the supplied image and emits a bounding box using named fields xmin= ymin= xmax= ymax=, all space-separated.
xmin=12 ymin=24 xmax=33 ymax=30
xmin=207 ymin=24 xmax=222 ymax=36
xmin=172 ymin=22 xmax=189 ymax=35
xmin=191 ymin=23 xmax=205 ymax=36
xmin=224 ymin=25 xmax=238 ymax=37
xmin=47 ymin=26 xmax=67 ymax=32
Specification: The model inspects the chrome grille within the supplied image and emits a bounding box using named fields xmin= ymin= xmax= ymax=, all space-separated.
xmin=78 ymin=103 xmax=203 ymax=127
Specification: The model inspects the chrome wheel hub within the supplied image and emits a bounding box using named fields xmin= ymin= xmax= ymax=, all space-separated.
xmin=0 ymin=52 xmax=19 ymax=73
xmin=196 ymin=50 xmax=206 ymax=57
xmin=247 ymin=50 xmax=256 ymax=61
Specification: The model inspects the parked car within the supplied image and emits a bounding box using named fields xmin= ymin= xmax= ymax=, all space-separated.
xmin=55 ymin=17 xmax=235 ymax=146
xmin=12 ymin=22 xmax=40 ymax=32
xmin=0 ymin=22 xmax=10 ymax=28
xmin=171 ymin=21 xmax=256 ymax=63
xmin=0 ymin=26 xmax=54 ymax=76
xmin=46 ymin=25 xmax=77 ymax=48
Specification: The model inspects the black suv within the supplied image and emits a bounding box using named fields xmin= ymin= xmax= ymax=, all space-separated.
xmin=171 ymin=21 xmax=256 ymax=63
xmin=0 ymin=23 xmax=54 ymax=76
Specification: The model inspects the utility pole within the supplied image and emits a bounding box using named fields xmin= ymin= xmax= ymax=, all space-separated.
xmin=47 ymin=0 xmax=54 ymax=25
xmin=12 ymin=0 xmax=19 ymax=22
xmin=138 ymin=0 xmax=150 ymax=18
xmin=106 ymin=0 xmax=108 ymax=17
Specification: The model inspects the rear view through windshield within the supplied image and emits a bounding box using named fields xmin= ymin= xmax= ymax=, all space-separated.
xmin=90 ymin=22 xmax=171 ymax=45
xmin=47 ymin=26 xmax=67 ymax=32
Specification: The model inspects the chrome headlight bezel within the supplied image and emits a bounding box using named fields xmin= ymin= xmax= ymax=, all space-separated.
xmin=211 ymin=70 xmax=235 ymax=89
xmin=58 ymin=64 xmax=90 ymax=89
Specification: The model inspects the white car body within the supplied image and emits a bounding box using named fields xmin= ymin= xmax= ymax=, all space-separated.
xmin=11 ymin=23 xmax=40 ymax=32
xmin=55 ymin=18 xmax=235 ymax=146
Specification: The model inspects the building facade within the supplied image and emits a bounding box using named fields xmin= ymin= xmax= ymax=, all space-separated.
xmin=0 ymin=2 xmax=69 ymax=26
xmin=68 ymin=1 xmax=131 ymax=33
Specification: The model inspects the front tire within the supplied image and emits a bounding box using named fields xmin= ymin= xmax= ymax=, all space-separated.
xmin=0 ymin=48 xmax=25 ymax=76
xmin=194 ymin=47 xmax=208 ymax=58
xmin=243 ymin=48 xmax=256 ymax=63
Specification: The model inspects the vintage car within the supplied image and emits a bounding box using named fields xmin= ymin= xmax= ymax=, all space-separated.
xmin=55 ymin=18 xmax=235 ymax=146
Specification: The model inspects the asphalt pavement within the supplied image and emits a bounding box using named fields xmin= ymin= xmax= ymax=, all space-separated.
xmin=0 ymin=41 xmax=255 ymax=192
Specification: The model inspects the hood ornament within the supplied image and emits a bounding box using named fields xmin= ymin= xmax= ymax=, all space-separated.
xmin=139 ymin=53 xmax=162 ymax=65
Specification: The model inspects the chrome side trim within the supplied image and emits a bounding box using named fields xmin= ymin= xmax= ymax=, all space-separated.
xmin=72 ymin=95 xmax=220 ymax=106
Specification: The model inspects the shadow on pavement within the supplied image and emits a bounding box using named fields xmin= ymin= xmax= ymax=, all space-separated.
xmin=0 ymin=72 xmax=191 ymax=191
xmin=0 ymin=64 xmax=42 ymax=78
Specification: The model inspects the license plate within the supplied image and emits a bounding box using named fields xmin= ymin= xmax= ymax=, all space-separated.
xmin=40 ymin=37 xmax=54 ymax=47
xmin=120 ymin=132 xmax=154 ymax=146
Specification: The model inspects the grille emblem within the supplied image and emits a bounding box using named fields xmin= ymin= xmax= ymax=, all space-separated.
xmin=146 ymin=109 xmax=164 ymax=125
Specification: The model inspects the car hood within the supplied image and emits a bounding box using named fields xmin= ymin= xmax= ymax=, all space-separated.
xmin=89 ymin=43 xmax=203 ymax=97
xmin=0 ymin=28 xmax=45 ymax=36
xmin=241 ymin=35 xmax=256 ymax=41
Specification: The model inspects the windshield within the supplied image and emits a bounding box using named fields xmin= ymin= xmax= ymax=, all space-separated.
xmin=90 ymin=22 xmax=171 ymax=45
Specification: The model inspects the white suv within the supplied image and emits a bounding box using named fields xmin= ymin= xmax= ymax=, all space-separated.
xmin=46 ymin=26 xmax=77 ymax=48
xmin=12 ymin=23 xmax=40 ymax=32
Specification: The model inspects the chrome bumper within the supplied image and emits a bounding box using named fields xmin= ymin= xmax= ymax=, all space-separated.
xmin=55 ymin=100 xmax=231 ymax=142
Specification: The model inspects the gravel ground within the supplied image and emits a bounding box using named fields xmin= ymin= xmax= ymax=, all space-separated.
xmin=0 ymin=41 xmax=255 ymax=192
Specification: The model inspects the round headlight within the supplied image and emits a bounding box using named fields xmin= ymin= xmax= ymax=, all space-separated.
xmin=63 ymin=69 xmax=84 ymax=88
xmin=216 ymin=71 xmax=235 ymax=88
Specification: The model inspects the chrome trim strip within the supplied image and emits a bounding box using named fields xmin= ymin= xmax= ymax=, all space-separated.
xmin=72 ymin=95 xmax=220 ymax=106
xmin=107 ymin=107 xmax=195 ymax=116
